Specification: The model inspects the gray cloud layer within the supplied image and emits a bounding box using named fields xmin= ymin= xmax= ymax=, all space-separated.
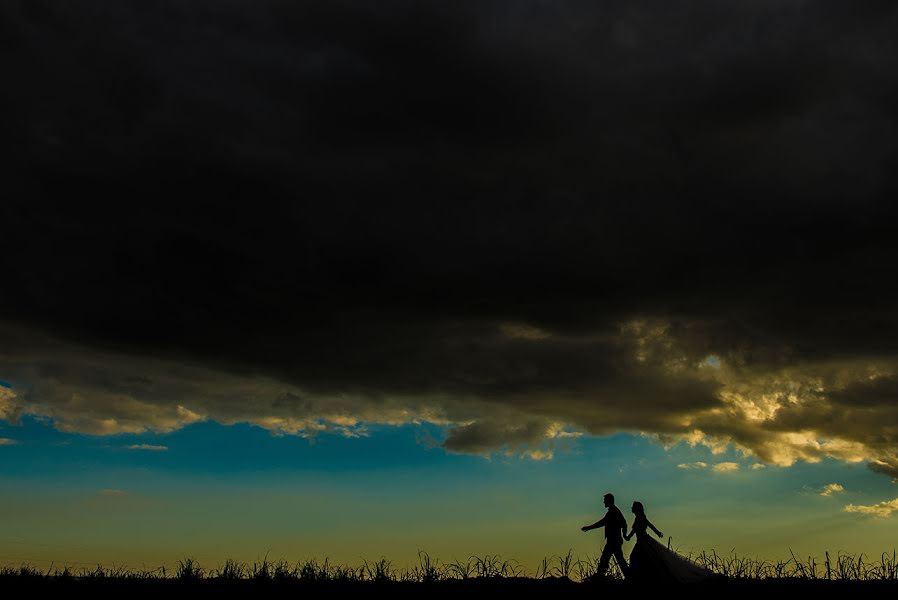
xmin=2 ymin=2 xmax=898 ymax=471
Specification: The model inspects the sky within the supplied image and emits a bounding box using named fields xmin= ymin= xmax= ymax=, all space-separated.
xmin=2 ymin=0 xmax=898 ymax=572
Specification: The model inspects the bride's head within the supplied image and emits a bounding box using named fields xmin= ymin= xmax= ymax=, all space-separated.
xmin=631 ymin=501 xmax=645 ymax=515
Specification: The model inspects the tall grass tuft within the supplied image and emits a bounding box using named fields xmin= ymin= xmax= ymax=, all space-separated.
xmin=214 ymin=558 xmax=247 ymax=580
xmin=471 ymin=554 xmax=523 ymax=578
xmin=409 ymin=550 xmax=444 ymax=583
xmin=446 ymin=557 xmax=475 ymax=580
xmin=362 ymin=557 xmax=394 ymax=582
xmin=175 ymin=557 xmax=203 ymax=581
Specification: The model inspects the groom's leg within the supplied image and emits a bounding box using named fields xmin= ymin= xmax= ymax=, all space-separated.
xmin=596 ymin=543 xmax=614 ymax=577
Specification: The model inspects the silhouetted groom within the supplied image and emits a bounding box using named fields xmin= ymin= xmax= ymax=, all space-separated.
xmin=581 ymin=492 xmax=628 ymax=578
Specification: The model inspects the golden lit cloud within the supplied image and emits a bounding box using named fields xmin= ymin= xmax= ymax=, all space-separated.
xmin=677 ymin=462 xmax=709 ymax=470
xmin=712 ymin=462 xmax=740 ymax=473
xmin=844 ymin=498 xmax=898 ymax=518
xmin=676 ymin=461 xmax=740 ymax=473
xmin=0 ymin=385 xmax=18 ymax=422
xmin=820 ymin=483 xmax=845 ymax=497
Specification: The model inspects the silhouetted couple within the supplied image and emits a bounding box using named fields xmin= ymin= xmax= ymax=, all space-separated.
xmin=581 ymin=493 xmax=718 ymax=583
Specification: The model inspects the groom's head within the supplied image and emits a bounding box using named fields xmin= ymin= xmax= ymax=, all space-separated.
xmin=603 ymin=493 xmax=615 ymax=508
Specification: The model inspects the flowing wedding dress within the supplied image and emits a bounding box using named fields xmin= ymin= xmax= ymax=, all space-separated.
xmin=627 ymin=515 xmax=720 ymax=583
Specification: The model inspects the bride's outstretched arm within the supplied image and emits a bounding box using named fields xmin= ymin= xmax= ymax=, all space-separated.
xmin=646 ymin=519 xmax=663 ymax=538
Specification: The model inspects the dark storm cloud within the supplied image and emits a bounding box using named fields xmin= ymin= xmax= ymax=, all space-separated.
xmin=868 ymin=459 xmax=898 ymax=480
xmin=829 ymin=376 xmax=898 ymax=478
xmin=2 ymin=1 xmax=898 ymax=466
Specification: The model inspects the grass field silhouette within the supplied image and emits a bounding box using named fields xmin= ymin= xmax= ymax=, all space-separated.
xmin=3 ymin=548 xmax=898 ymax=592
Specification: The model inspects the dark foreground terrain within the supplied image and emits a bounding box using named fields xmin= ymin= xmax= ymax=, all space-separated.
xmin=3 ymin=575 xmax=898 ymax=599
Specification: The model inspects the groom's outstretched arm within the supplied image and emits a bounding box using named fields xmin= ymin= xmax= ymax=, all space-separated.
xmin=581 ymin=515 xmax=607 ymax=531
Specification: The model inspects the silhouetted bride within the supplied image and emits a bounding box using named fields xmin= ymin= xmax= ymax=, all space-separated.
xmin=625 ymin=501 xmax=719 ymax=583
